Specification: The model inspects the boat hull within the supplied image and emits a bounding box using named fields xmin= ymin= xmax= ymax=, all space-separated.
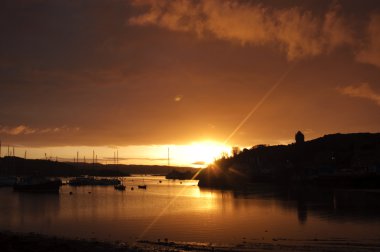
xmin=13 ymin=180 xmax=61 ymax=193
xmin=114 ymin=184 xmax=126 ymax=191
xmin=0 ymin=177 xmax=17 ymax=187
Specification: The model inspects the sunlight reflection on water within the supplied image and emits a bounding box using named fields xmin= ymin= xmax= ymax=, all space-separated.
xmin=0 ymin=176 xmax=380 ymax=244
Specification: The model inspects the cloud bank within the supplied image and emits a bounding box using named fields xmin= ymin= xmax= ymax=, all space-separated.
xmin=338 ymin=83 xmax=380 ymax=106
xmin=0 ymin=125 xmax=79 ymax=136
xmin=129 ymin=0 xmax=353 ymax=60
xmin=0 ymin=125 xmax=36 ymax=135
xmin=129 ymin=0 xmax=380 ymax=68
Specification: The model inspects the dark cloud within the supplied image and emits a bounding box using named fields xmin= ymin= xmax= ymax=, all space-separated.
xmin=129 ymin=0 xmax=380 ymax=66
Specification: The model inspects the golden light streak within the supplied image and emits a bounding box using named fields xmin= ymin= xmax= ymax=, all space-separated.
xmin=223 ymin=64 xmax=296 ymax=145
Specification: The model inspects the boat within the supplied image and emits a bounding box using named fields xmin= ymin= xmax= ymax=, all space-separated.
xmin=114 ymin=184 xmax=126 ymax=191
xmin=13 ymin=177 xmax=62 ymax=193
xmin=0 ymin=176 xmax=17 ymax=187
xmin=68 ymin=176 xmax=121 ymax=186
xmin=137 ymin=174 xmax=147 ymax=189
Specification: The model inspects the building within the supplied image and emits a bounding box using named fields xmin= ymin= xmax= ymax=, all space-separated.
xmin=295 ymin=131 xmax=305 ymax=144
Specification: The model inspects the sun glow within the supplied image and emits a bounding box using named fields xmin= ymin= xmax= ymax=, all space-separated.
xmin=9 ymin=141 xmax=231 ymax=167
xmin=171 ymin=141 xmax=230 ymax=167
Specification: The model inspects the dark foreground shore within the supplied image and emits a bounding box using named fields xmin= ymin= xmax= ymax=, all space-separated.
xmin=1 ymin=231 xmax=380 ymax=252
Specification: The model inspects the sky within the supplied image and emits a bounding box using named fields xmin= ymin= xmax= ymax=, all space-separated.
xmin=0 ymin=0 xmax=380 ymax=166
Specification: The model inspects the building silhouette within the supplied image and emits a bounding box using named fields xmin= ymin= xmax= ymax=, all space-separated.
xmin=295 ymin=131 xmax=305 ymax=144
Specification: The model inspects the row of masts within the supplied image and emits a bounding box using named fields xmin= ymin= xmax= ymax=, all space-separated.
xmin=0 ymin=140 xmax=18 ymax=158
xmin=73 ymin=151 xmax=99 ymax=164
xmin=0 ymin=140 xmax=172 ymax=166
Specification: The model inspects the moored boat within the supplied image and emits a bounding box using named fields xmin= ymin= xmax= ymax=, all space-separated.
xmin=13 ymin=177 xmax=62 ymax=193
xmin=137 ymin=185 xmax=147 ymax=189
xmin=0 ymin=176 xmax=17 ymax=187
xmin=114 ymin=184 xmax=126 ymax=191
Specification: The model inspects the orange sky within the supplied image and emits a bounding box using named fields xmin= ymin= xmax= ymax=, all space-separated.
xmin=0 ymin=0 xmax=379 ymax=165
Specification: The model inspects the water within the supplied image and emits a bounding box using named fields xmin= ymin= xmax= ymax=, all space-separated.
xmin=1 ymin=176 xmax=380 ymax=245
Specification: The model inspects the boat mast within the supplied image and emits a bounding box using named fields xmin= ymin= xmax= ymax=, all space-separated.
xmin=168 ymin=147 xmax=170 ymax=166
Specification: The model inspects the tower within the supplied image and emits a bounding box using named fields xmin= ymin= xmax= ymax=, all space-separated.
xmin=295 ymin=131 xmax=305 ymax=144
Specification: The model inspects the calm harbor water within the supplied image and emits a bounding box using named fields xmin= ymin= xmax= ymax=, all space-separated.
xmin=1 ymin=176 xmax=380 ymax=245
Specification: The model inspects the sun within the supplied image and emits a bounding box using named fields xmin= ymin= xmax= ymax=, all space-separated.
xmin=173 ymin=141 xmax=230 ymax=167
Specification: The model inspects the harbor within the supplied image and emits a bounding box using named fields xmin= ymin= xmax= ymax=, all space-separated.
xmin=1 ymin=176 xmax=380 ymax=250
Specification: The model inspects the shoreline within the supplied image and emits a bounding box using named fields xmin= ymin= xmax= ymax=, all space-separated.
xmin=1 ymin=231 xmax=380 ymax=252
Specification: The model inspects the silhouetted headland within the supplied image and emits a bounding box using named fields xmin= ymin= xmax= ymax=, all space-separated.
xmin=0 ymin=157 xmax=197 ymax=177
xmin=197 ymin=132 xmax=380 ymax=188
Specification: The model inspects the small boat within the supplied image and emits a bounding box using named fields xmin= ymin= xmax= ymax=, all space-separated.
xmin=138 ymin=176 xmax=147 ymax=189
xmin=13 ymin=177 xmax=62 ymax=193
xmin=114 ymin=184 xmax=126 ymax=191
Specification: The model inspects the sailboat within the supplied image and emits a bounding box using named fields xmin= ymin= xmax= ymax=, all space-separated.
xmin=114 ymin=151 xmax=126 ymax=191
xmin=14 ymin=177 xmax=62 ymax=193
xmin=137 ymin=184 xmax=147 ymax=189
xmin=114 ymin=183 xmax=126 ymax=191
xmin=138 ymin=173 xmax=147 ymax=189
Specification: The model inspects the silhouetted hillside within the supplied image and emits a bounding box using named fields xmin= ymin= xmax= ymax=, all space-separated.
xmin=0 ymin=157 xmax=198 ymax=177
xmin=197 ymin=133 xmax=380 ymax=188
